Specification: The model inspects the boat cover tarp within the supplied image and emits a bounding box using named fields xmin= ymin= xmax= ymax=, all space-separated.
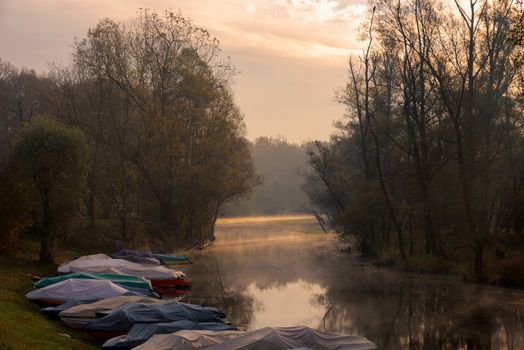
xmin=58 ymin=254 xmax=112 ymax=273
xmin=58 ymin=257 xmax=185 ymax=279
xmin=134 ymin=326 xmax=377 ymax=350
xmin=35 ymin=272 xmax=153 ymax=292
xmin=112 ymin=250 xmax=189 ymax=263
xmin=112 ymin=250 xmax=165 ymax=265
xmin=102 ymin=321 xmax=239 ymax=349
xmin=155 ymin=253 xmax=189 ymax=263
xmin=133 ymin=330 xmax=240 ymax=350
xmin=26 ymin=279 xmax=138 ymax=303
xmin=59 ymin=295 xmax=166 ymax=328
xmin=116 ymin=255 xmax=162 ymax=266
xmin=85 ymin=301 xmax=226 ymax=332
xmin=42 ymin=298 xmax=103 ymax=318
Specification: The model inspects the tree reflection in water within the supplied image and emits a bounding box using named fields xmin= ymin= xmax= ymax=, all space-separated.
xmin=181 ymin=216 xmax=524 ymax=349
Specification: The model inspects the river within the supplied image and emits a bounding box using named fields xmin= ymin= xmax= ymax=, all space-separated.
xmin=180 ymin=215 xmax=524 ymax=350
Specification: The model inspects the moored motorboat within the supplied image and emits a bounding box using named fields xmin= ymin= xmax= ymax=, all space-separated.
xmin=35 ymin=272 xmax=154 ymax=296
xmin=154 ymin=253 xmax=190 ymax=264
xmin=150 ymin=276 xmax=192 ymax=288
xmin=85 ymin=301 xmax=227 ymax=342
xmin=111 ymin=250 xmax=190 ymax=265
xmin=58 ymin=295 xmax=168 ymax=329
xmin=26 ymin=279 xmax=140 ymax=309
xmin=102 ymin=321 xmax=238 ymax=349
xmin=111 ymin=250 xmax=165 ymax=265
xmin=134 ymin=326 xmax=378 ymax=350
xmin=57 ymin=255 xmax=188 ymax=288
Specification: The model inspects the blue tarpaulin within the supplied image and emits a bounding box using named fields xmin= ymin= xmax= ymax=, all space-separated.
xmin=86 ymin=301 xmax=226 ymax=332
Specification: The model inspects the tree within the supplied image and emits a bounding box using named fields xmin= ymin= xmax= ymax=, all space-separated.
xmin=44 ymin=10 xmax=257 ymax=249
xmin=306 ymin=0 xmax=524 ymax=274
xmin=11 ymin=118 xmax=88 ymax=262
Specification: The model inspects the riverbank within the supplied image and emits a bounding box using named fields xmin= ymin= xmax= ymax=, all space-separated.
xmin=374 ymin=248 xmax=524 ymax=288
xmin=0 ymin=237 xmax=97 ymax=349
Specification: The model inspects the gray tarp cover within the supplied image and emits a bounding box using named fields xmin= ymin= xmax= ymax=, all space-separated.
xmin=59 ymin=296 xmax=167 ymax=328
xmin=42 ymin=299 xmax=103 ymax=318
xmin=57 ymin=254 xmax=113 ymax=273
xmin=25 ymin=279 xmax=139 ymax=303
xmin=134 ymin=326 xmax=377 ymax=350
xmin=102 ymin=321 xmax=239 ymax=349
xmin=85 ymin=301 xmax=227 ymax=332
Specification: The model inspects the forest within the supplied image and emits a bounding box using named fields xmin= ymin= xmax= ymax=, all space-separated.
xmin=0 ymin=10 xmax=258 ymax=262
xmin=305 ymin=0 xmax=524 ymax=277
xmin=225 ymin=137 xmax=310 ymax=216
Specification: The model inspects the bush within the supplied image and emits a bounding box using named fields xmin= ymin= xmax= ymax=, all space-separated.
xmin=399 ymin=254 xmax=452 ymax=274
xmin=497 ymin=256 xmax=524 ymax=287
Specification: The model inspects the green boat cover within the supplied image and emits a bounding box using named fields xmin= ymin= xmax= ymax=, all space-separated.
xmin=154 ymin=254 xmax=189 ymax=262
xmin=35 ymin=272 xmax=153 ymax=292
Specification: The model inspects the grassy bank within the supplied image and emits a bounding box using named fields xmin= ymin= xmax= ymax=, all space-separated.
xmin=0 ymin=238 xmax=97 ymax=350
xmin=376 ymin=246 xmax=524 ymax=288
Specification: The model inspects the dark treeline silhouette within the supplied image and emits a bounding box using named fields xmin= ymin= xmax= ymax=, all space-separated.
xmin=305 ymin=0 xmax=524 ymax=275
xmin=225 ymin=137 xmax=310 ymax=216
xmin=0 ymin=10 xmax=257 ymax=261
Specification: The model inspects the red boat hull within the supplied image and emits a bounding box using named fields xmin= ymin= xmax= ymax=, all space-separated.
xmin=88 ymin=330 xmax=127 ymax=343
xmin=31 ymin=299 xmax=65 ymax=309
xmin=151 ymin=277 xmax=192 ymax=288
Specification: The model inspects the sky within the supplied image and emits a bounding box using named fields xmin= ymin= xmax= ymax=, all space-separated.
xmin=0 ymin=0 xmax=369 ymax=143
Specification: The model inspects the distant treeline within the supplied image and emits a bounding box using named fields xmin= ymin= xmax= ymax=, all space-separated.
xmin=0 ymin=10 xmax=257 ymax=261
xmin=305 ymin=0 xmax=524 ymax=275
xmin=224 ymin=137 xmax=311 ymax=217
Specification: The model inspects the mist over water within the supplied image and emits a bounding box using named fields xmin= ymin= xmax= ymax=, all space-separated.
xmin=182 ymin=216 xmax=524 ymax=350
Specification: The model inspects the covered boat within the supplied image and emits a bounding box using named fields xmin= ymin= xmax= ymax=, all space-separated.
xmin=155 ymin=253 xmax=189 ymax=264
xmin=57 ymin=254 xmax=113 ymax=273
xmin=35 ymin=272 xmax=154 ymax=295
xmin=41 ymin=298 xmax=103 ymax=319
xmin=112 ymin=250 xmax=189 ymax=265
xmin=111 ymin=250 xmax=163 ymax=266
xmin=57 ymin=255 xmax=189 ymax=288
xmin=85 ymin=301 xmax=227 ymax=341
xmin=102 ymin=321 xmax=239 ymax=349
xmin=134 ymin=326 xmax=377 ymax=350
xmin=25 ymin=279 xmax=138 ymax=308
xmin=59 ymin=295 xmax=167 ymax=329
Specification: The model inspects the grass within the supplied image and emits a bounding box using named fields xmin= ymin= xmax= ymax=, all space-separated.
xmin=0 ymin=238 xmax=98 ymax=350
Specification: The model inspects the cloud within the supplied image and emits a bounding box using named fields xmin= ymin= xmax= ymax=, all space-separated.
xmin=0 ymin=0 xmax=369 ymax=141
xmin=198 ymin=0 xmax=369 ymax=67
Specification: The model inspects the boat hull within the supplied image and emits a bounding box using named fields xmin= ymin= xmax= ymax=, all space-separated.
xmin=150 ymin=277 xmax=192 ymax=288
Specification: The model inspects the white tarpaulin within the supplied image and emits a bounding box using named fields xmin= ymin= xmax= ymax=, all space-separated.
xmin=25 ymin=279 xmax=136 ymax=303
xmin=58 ymin=256 xmax=184 ymax=279
xmin=59 ymin=295 xmax=167 ymax=328
xmin=134 ymin=326 xmax=377 ymax=350
xmin=134 ymin=330 xmax=240 ymax=350
xmin=58 ymin=254 xmax=112 ymax=273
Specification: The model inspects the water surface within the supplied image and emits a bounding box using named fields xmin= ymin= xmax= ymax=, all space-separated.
xmin=182 ymin=215 xmax=524 ymax=350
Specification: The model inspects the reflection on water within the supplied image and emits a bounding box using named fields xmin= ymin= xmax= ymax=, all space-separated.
xmin=182 ymin=215 xmax=524 ymax=350
xmin=246 ymin=279 xmax=327 ymax=329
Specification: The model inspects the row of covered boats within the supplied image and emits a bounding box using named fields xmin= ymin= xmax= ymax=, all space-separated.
xmin=25 ymin=249 xmax=377 ymax=349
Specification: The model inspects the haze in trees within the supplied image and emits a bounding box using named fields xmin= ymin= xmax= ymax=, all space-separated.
xmin=225 ymin=137 xmax=310 ymax=216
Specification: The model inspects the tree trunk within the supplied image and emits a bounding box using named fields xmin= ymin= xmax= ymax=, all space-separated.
xmin=40 ymin=230 xmax=56 ymax=263
xmin=39 ymin=187 xmax=55 ymax=263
